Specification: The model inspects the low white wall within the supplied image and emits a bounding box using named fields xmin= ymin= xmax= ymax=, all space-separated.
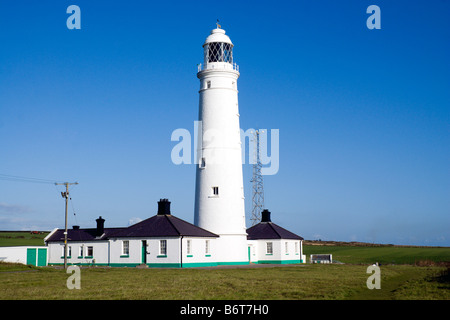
xmin=0 ymin=246 xmax=47 ymax=265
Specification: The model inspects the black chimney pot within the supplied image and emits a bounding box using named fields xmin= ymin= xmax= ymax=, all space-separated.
xmin=96 ymin=216 xmax=105 ymax=236
xmin=73 ymin=225 xmax=80 ymax=230
xmin=157 ymin=198 xmax=171 ymax=215
xmin=261 ymin=209 xmax=271 ymax=223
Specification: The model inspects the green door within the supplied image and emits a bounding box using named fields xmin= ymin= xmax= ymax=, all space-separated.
xmin=26 ymin=248 xmax=37 ymax=266
xmin=37 ymin=248 xmax=47 ymax=266
xmin=142 ymin=241 xmax=147 ymax=264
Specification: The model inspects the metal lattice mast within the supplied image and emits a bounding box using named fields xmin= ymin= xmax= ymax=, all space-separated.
xmin=250 ymin=130 xmax=265 ymax=226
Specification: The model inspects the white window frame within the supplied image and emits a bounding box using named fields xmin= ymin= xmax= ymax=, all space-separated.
xmin=79 ymin=245 xmax=83 ymax=257
xmin=212 ymin=186 xmax=219 ymax=196
xmin=266 ymin=242 xmax=273 ymax=255
xmin=122 ymin=240 xmax=129 ymax=256
xmin=159 ymin=240 xmax=167 ymax=256
xmin=205 ymin=240 xmax=210 ymax=255
xmin=187 ymin=239 xmax=192 ymax=256
xmin=86 ymin=246 xmax=94 ymax=257
xmin=285 ymin=242 xmax=289 ymax=255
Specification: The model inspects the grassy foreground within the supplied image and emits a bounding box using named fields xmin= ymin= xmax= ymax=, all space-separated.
xmin=0 ymin=262 xmax=448 ymax=300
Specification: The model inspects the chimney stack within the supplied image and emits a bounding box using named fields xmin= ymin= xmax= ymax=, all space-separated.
xmin=157 ymin=199 xmax=171 ymax=215
xmin=261 ymin=209 xmax=271 ymax=223
xmin=73 ymin=225 xmax=80 ymax=230
xmin=96 ymin=216 xmax=105 ymax=236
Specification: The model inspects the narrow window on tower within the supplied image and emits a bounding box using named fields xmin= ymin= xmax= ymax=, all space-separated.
xmin=212 ymin=186 xmax=219 ymax=196
xmin=207 ymin=81 xmax=211 ymax=89
xmin=200 ymin=157 xmax=206 ymax=169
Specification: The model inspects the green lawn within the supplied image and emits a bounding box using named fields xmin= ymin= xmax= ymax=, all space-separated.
xmin=0 ymin=262 xmax=448 ymax=300
xmin=0 ymin=231 xmax=49 ymax=247
xmin=1 ymin=233 xmax=448 ymax=300
xmin=303 ymin=245 xmax=450 ymax=265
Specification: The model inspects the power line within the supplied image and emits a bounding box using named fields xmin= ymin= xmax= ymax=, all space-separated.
xmin=0 ymin=173 xmax=59 ymax=184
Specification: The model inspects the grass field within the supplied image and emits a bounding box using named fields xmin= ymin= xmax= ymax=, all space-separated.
xmin=0 ymin=232 xmax=448 ymax=301
xmin=303 ymin=244 xmax=450 ymax=265
xmin=0 ymin=231 xmax=48 ymax=247
xmin=0 ymin=262 xmax=448 ymax=300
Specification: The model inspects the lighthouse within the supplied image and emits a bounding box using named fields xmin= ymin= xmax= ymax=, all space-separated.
xmin=194 ymin=26 xmax=249 ymax=265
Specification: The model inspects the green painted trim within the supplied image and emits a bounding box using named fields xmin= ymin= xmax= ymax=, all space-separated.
xmin=84 ymin=256 xmax=93 ymax=259
xmin=77 ymin=256 xmax=83 ymax=259
xmin=187 ymin=255 xmax=193 ymax=257
xmin=205 ymin=254 xmax=211 ymax=257
xmin=255 ymin=259 xmax=301 ymax=264
xmin=216 ymin=261 xmax=250 ymax=266
xmin=49 ymin=260 xmax=253 ymax=268
xmin=157 ymin=255 xmax=167 ymax=258
xmin=120 ymin=255 xmax=130 ymax=258
xmin=60 ymin=256 xmax=71 ymax=259
xmin=181 ymin=262 xmax=218 ymax=268
xmin=147 ymin=263 xmax=181 ymax=268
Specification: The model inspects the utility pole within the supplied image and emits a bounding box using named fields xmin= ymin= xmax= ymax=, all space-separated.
xmin=55 ymin=182 xmax=78 ymax=269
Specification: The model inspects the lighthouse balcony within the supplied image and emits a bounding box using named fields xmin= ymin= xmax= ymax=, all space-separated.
xmin=197 ymin=62 xmax=239 ymax=73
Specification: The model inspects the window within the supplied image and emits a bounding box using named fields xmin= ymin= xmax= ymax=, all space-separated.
xmin=187 ymin=240 xmax=192 ymax=256
xmin=62 ymin=245 xmax=71 ymax=258
xmin=285 ymin=242 xmax=289 ymax=255
xmin=266 ymin=242 xmax=273 ymax=255
xmin=199 ymin=157 xmax=206 ymax=169
xmin=207 ymin=81 xmax=211 ymax=89
xmin=122 ymin=240 xmax=129 ymax=256
xmin=87 ymin=246 xmax=94 ymax=257
xmin=295 ymin=242 xmax=299 ymax=254
xmin=205 ymin=240 xmax=210 ymax=255
xmin=207 ymin=42 xmax=233 ymax=63
xmin=212 ymin=186 xmax=219 ymax=196
xmin=159 ymin=240 xmax=167 ymax=256
xmin=78 ymin=246 xmax=83 ymax=258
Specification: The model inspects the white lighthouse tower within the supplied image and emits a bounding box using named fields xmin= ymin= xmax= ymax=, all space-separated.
xmin=194 ymin=26 xmax=248 ymax=265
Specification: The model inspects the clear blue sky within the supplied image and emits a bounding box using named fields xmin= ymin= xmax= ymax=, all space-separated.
xmin=0 ymin=0 xmax=449 ymax=246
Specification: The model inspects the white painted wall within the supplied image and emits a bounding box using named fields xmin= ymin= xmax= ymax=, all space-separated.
xmin=47 ymin=241 xmax=109 ymax=265
xmin=247 ymin=239 xmax=305 ymax=263
xmin=0 ymin=246 xmax=47 ymax=265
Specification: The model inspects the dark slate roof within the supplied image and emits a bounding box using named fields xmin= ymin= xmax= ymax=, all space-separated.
xmin=45 ymin=227 xmax=125 ymax=242
xmin=246 ymin=222 xmax=304 ymax=240
xmin=110 ymin=214 xmax=219 ymax=238
xmin=46 ymin=215 xmax=218 ymax=242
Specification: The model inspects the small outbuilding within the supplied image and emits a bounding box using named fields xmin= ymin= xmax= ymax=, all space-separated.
xmin=246 ymin=209 xmax=305 ymax=264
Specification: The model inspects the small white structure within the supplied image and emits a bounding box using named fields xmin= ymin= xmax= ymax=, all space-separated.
xmin=0 ymin=246 xmax=48 ymax=266
xmin=194 ymin=27 xmax=249 ymax=266
xmin=247 ymin=210 xmax=305 ymax=264
xmin=310 ymin=254 xmax=333 ymax=264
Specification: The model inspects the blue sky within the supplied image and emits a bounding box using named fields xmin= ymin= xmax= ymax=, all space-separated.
xmin=0 ymin=0 xmax=449 ymax=246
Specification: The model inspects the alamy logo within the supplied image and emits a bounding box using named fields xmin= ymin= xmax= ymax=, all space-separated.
xmin=66 ymin=265 xmax=81 ymax=289
xmin=66 ymin=5 xmax=81 ymax=30
xmin=171 ymin=121 xmax=279 ymax=175
xmin=366 ymin=265 xmax=381 ymax=289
